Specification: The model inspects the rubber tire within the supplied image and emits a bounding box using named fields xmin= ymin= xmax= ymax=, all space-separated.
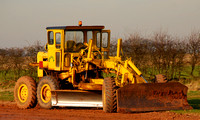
xmin=102 ymin=77 xmax=117 ymax=113
xmin=14 ymin=76 xmax=37 ymax=109
xmin=37 ymin=76 xmax=59 ymax=109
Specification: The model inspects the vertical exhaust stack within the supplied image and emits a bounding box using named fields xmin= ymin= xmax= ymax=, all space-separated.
xmin=117 ymin=38 xmax=122 ymax=58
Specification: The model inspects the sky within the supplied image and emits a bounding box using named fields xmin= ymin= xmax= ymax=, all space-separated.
xmin=0 ymin=0 xmax=200 ymax=48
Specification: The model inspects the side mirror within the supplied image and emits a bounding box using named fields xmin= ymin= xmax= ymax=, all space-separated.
xmin=45 ymin=44 xmax=48 ymax=51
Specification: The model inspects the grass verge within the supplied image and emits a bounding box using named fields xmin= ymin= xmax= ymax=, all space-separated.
xmin=0 ymin=91 xmax=14 ymax=101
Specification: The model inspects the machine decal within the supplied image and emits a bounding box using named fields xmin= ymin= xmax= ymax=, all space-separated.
xmin=49 ymin=56 xmax=55 ymax=62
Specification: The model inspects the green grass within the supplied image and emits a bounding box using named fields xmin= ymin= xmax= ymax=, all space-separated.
xmin=0 ymin=91 xmax=14 ymax=101
xmin=142 ymin=65 xmax=200 ymax=81
xmin=0 ymin=69 xmax=37 ymax=102
xmin=187 ymin=91 xmax=200 ymax=110
xmin=0 ymin=69 xmax=38 ymax=89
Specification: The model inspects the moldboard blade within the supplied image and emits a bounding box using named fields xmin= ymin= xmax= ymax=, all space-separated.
xmin=117 ymin=82 xmax=192 ymax=112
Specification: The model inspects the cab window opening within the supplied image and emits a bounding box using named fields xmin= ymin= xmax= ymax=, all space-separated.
xmin=96 ymin=32 xmax=101 ymax=48
xmin=87 ymin=31 xmax=93 ymax=43
xmin=102 ymin=33 xmax=108 ymax=48
xmin=56 ymin=33 xmax=61 ymax=49
xmin=65 ymin=31 xmax=83 ymax=43
xmin=48 ymin=31 xmax=54 ymax=45
xmin=64 ymin=31 xmax=84 ymax=52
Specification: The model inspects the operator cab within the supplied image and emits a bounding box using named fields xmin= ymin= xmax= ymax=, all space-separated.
xmin=45 ymin=22 xmax=110 ymax=71
xmin=46 ymin=25 xmax=110 ymax=56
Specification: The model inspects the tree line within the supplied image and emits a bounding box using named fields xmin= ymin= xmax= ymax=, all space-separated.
xmin=0 ymin=31 xmax=200 ymax=84
xmin=110 ymin=31 xmax=200 ymax=81
xmin=0 ymin=41 xmax=44 ymax=84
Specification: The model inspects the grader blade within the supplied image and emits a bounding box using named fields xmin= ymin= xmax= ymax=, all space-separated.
xmin=51 ymin=90 xmax=103 ymax=107
xmin=117 ymin=82 xmax=192 ymax=112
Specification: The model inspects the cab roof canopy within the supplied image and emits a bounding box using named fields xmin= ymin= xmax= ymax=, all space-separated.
xmin=46 ymin=26 xmax=105 ymax=30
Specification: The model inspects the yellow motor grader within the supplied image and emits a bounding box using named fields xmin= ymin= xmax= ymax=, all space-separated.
xmin=14 ymin=22 xmax=192 ymax=112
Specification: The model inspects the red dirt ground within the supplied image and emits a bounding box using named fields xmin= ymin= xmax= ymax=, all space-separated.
xmin=0 ymin=101 xmax=200 ymax=120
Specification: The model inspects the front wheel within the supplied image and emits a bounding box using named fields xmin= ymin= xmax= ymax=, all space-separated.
xmin=102 ymin=77 xmax=117 ymax=113
xmin=14 ymin=76 xmax=37 ymax=109
xmin=37 ymin=76 xmax=59 ymax=109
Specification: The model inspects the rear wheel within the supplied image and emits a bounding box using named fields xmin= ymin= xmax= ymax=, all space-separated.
xmin=37 ymin=76 xmax=59 ymax=109
xmin=102 ymin=77 xmax=117 ymax=113
xmin=155 ymin=74 xmax=168 ymax=83
xmin=14 ymin=76 xmax=37 ymax=109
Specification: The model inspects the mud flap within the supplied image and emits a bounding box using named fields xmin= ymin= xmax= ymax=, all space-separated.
xmin=51 ymin=90 xmax=103 ymax=107
xmin=117 ymin=82 xmax=192 ymax=112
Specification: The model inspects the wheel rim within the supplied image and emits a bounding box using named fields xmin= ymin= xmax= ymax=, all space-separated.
xmin=41 ymin=84 xmax=51 ymax=103
xmin=18 ymin=84 xmax=28 ymax=103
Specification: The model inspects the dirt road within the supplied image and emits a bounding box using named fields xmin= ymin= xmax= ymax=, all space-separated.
xmin=0 ymin=101 xmax=200 ymax=120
